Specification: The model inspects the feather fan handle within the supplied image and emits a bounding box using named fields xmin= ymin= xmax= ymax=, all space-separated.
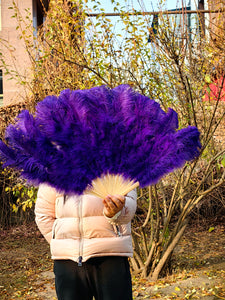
xmin=84 ymin=173 xmax=139 ymax=198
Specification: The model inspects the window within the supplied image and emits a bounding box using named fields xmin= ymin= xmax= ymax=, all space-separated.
xmin=33 ymin=0 xmax=49 ymax=33
xmin=0 ymin=70 xmax=3 ymax=106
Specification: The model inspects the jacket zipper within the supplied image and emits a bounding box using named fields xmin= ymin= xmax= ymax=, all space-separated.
xmin=116 ymin=225 xmax=121 ymax=236
xmin=52 ymin=221 xmax=57 ymax=239
xmin=52 ymin=197 xmax=61 ymax=239
xmin=113 ymin=224 xmax=121 ymax=237
xmin=78 ymin=196 xmax=83 ymax=266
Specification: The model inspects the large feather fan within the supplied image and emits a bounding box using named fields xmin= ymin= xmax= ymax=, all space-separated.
xmin=0 ymin=85 xmax=201 ymax=197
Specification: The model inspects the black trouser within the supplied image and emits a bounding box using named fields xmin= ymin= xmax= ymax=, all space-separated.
xmin=54 ymin=256 xmax=133 ymax=300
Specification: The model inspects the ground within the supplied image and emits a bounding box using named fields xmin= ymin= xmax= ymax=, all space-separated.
xmin=0 ymin=222 xmax=224 ymax=300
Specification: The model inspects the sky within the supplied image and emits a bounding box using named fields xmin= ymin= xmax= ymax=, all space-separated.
xmin=84 ymin=0 xmax=201 ymax=49
xmin=86 ymin=0 xmax=198 ymax=29
xmin=87 ymin=0 xmax=197 ymax=13
xmin=85 ymin=0 xmax=198 ymax=40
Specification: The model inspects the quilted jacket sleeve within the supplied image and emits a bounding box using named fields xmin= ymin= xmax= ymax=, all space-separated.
xmin=35 ymin=183 xmax=56 ymax=244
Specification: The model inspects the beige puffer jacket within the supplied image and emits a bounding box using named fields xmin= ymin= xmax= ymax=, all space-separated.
xmin=35 ymin=183 xmax=137 ymax=265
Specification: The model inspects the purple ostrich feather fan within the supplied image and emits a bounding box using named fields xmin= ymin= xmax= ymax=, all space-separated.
xmin=0 ymin=84 xmax=201 ymax=195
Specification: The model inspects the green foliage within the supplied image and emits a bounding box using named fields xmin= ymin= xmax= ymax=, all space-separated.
xmin=0 ymin=167 xmax=36 ymax=228
xmin=6 ymin=184 xmax=37 ymax=213
xmin=221 ymin=155 xmax=225 ymax=167
xmin=2 ymin=167 xmax=37 ymax=213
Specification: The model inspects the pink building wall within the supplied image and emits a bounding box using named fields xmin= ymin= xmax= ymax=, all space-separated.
xmin=0 ymin=0 xmax=48 ymax=106
xmin=0 ymin=0 xmax=35 ymax=106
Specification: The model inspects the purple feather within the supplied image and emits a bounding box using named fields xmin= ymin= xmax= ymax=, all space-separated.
xmin=0 ymin=85 xmax=201 ymax=194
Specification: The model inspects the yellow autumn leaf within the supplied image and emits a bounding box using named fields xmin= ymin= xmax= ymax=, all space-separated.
xmin=22 ymin=203 xmax=27 ymax=211
xmin=205 ymin=74 xmax=211 ymax=83
xmin=175 ymin=286 xmax=181 ymax=291
xmin=12 ymin=204 xmax=18 ymax=213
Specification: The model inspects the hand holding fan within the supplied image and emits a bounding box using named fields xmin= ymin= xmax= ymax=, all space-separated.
xmin=0 ymin=85 xmax=201 ymax=198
